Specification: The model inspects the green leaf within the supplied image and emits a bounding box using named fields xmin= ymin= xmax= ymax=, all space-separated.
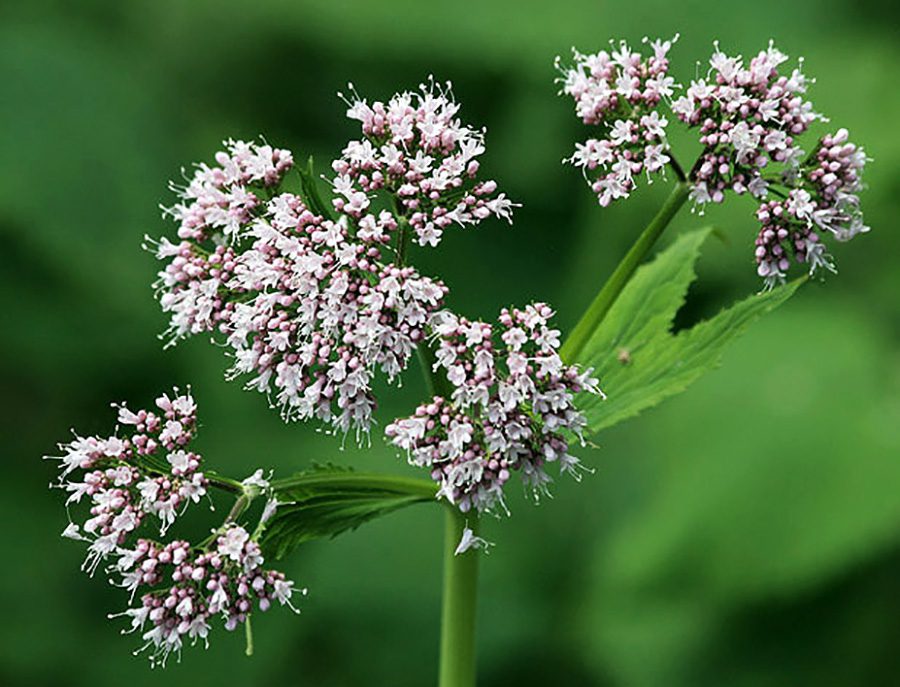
xmin=297 ymin=156 xmax=335 ymax=220
xmin=261 ymin=468 xmax=438 ymax=560
xmin=576 ymin=227 xmax=804 ymax=433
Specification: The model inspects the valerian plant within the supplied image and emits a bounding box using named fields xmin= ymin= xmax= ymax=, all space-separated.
xmin=46 ymin=37 xmax=869 ymax=685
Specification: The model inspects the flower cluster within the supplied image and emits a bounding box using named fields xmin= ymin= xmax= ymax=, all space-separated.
xmin=49 ymin=389 xmax=208 ymax=574
xmin=47 ymin=389 xmax=299 ymax=666
xmin=386 ymin=304 xmax=602 ymax=515
xmin=162 ymin=138 xmax=293 ymax=242
xmin=672 ymin=41 xmax=820 ymax=206
xmin=111 ymin=527 xmax=301 ymax=667
xmin=753 ymin=129 xmax=868 ymax=286
xmin=224 ymin=197 xmax=447 ymax=436
xmin=803 ymin=128 xmax=868 ymax=242
xmin=560 ymin=38 xmax=870 ymax=286
xmin=558 ymin=36 xmax=679 ymax=206
xmin=151 ymin=139 xmax=450 ymax=437
xmin=669 ymin=40 xmax=869 ymax=284
xmin=332 ymin=79 xmax=516 ymax=247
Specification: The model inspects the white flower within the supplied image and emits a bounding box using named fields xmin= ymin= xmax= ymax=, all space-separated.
xmin=61 ymin=522 xmax=86 ymax=541
xmin=447 ymin=420 xmax=474 ymax=454
xmin=643 ymin=144 xmax=670 ymax=173
xmin=729 ymin=121 xmax=761 ymax=163
xmin=217 ymin=526 xmax=249 ymax=562
xmin=787 ymin=189 xmax=816 ymax=222
xmin=610 ymin=120 xmax=633 ymax=146
xmin=167 ymin=450 xmax=191 ymax=473
xmin=454 ymin=526 xmax=493 ymax=555
xmin=639 ymin=112 xmax=668 ymax=140
xmin=242 ymin=468 xmax=271 ymax=492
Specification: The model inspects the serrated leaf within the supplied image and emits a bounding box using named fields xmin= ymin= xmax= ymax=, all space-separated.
xmin=261 ymin=469 xmax=437 ymax=559
xmin=576 ymin=227 xmax=803 ymax=433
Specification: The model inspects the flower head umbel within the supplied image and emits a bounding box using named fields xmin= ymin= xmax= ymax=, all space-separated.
xmin=672 ymin=40 xmax=821 ymax=207
xmin=386 ymin=304 xmax=602 ymax=516
xmin=333 ymin=79 xmax=517 ymax=247
xmin=752 ymin=129 xmax=868 ymax=286
xmin=46 ymin=389 xmax=300 ymax=666
xmin=162 ymin=138 xmax=293 ymax=243
xmin=557 ymin=36 xmax=679 ymax=206
xmin=671 ymin=41 xmax=869 ymax=285
xmin=560 ymin=39 xmax=870 ymax=286
xmin=224 ymin=197 xmax=447 ymax=437
xmin=150 ymin=140 xmax=449 ymax=439
xmin=110 ymin=528 xmax=302 ymax=667
xmin=48 ymin=388 xmax=208 ymax=574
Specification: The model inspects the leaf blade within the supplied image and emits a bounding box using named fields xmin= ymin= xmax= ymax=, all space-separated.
xmin=576 ymin=228 xmax=804 ymax=433
xmin=261 ymin=468 xmax=438 ymax=559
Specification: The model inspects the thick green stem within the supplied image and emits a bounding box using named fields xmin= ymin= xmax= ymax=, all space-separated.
xmin=560 ymin=181 xmax=691 ymax=363
xmin=394 ymin=195 xmax=479 ymax=686
xmin=438 ymin=509 xmax=479 ymax=687
xmin=421 ymin=340 xmax=480 ymax=685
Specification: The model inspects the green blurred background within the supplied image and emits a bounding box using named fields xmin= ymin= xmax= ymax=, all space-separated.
xmin=2 ymin=1 xmax=899 ymax=685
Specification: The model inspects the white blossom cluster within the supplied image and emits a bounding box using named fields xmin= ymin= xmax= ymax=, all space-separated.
xmin=224 ymin=195 xmax=447 ymax=436
xmin=47 ymin=389 xmax=299 ymax=666
xmin=559 ymin=38 xmax=870 ymax=286
xmin=110 ymin=528 xmax=300 ymax=667
xmin=557 ymin=36 xmax=679 ymax=206
xmin=151 ymin=139 xmax=450 ymax=438
xmin=162 ymin=138 xmax=293 ymax=242
xmin=386 ymin=304 xmax=602 ymax=515
xmin=48 ymin=389 xmax=208 ymax=574
xmin=332 ymin=79 xmax=517 ymax=247
xmin=672 ymin=41 xmax=821 ymax=205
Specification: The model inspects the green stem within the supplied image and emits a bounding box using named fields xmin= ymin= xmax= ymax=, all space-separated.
xmin=206 ymin=473 xmax=244 ymax=494
xmin=438 ymin=509 xmax=479 ymax=687
xmin=244 ymin=615 xmax=254 ymax=657
xmin=224 ymin=493 xmax=251 ymax=524
xmin=420 ymin=335 xmax=480 ymax=685
xmin=560 ymin=181 xmax=691 ymax=363
xmin=393 ymin=194 xmax=480 ymax=686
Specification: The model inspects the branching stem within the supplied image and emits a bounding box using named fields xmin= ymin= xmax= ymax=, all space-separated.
xmin=560 ymin=179 xmax=691 ymax=363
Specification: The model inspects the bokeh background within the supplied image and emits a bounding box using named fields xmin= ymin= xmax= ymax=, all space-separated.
xmin=2 ymin=1 xmax=899 ymax=685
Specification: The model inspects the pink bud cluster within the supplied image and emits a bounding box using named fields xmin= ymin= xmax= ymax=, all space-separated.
xmin=332 ymin=79 xmax=516 ymax=247
xmin=672 ymin=41 xmax=819 ymax=205
xmin=804 ymin=129 xmax=868 ymax=242
xmin=111 ymin=527 xmax=300 ymax=667
xmin=151 ymin=239 xmax=241 ymax=341
xmin=151 ymin=140 xmax=450 ymax=437
xmin=49 ymin=389 xmax=208 ymax=574
xmin=386 ymin=304 xmax=602 ymax=515
xmin=557 ymin=36 xmax=679 ymax=206
xmin=753 ymin=129 xmax=868 ymax=286
xmin=754 ymin=191 xmax=832 ymax=287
